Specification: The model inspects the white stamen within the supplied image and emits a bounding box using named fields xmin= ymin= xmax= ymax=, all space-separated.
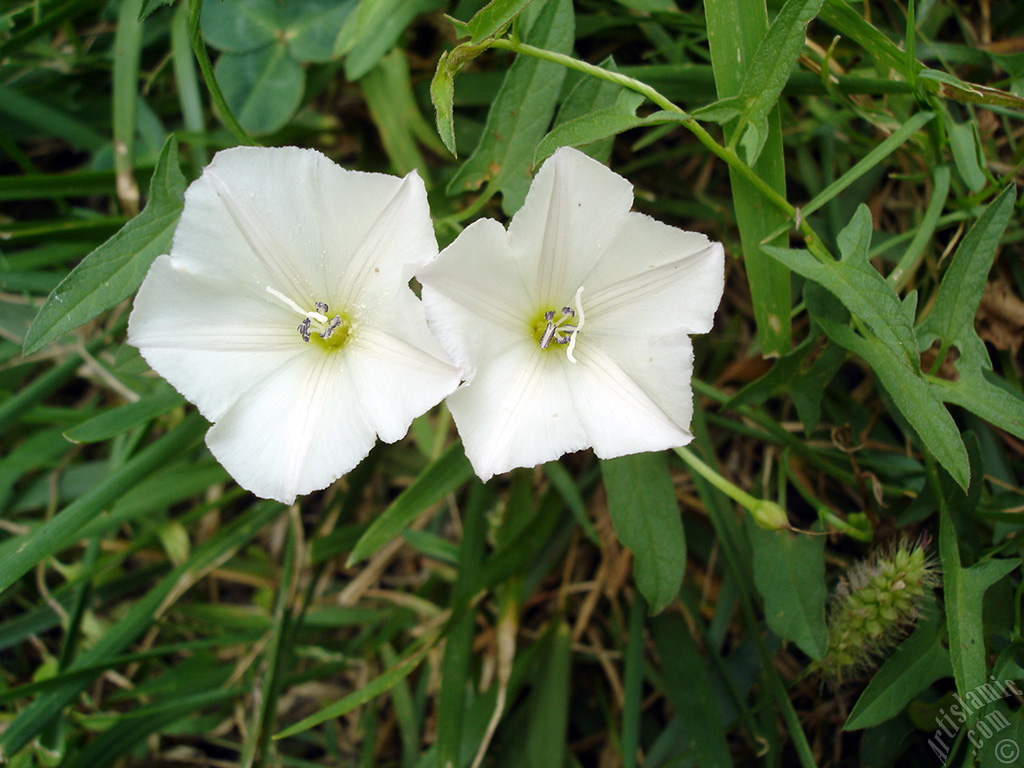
xmin=266 ymin=285 xmax=328 ymax=323
xmin=566 ymin=286 xmax=585 ymax=364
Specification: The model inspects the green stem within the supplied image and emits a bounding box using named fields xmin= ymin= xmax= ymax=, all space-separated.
xmin=486 ymin=38 xmax=837 ymax=265
xmin=675 ymin=446 xmax=760 ymax=510
xmin=187 ymin=0 xmax=257 ymax=146
xmin=676 ymin=446 xmax=788 ymax=530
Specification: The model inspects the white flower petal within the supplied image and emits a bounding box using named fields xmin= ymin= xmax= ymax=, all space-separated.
xmin=507 ymin=146 xmax=633 ymax=303
xmin=417 ymin=218 xmax=535 ymax=332
xmin=130 ymin=146 xmax=459 ymax=503
xmin=205 ymin=352 xmax=375 ymax=504
xmin=446 ymin=343 xmax=587 ymax=481
xmin=571 ymin=333 xmax=695 ymax=455
xmin=337 ymin=171 xmax=439 ymax=316
xmin=346 ymin=325 xmax=463 ymax=443
xmin=129 ymin=254 xmax=303 ymax=421
xmin=585 ymin=215 xmax=725 ymax=335
xmin=173 ymin=147 xmax=434 ymax=313
xmin=569 ymin=349 xmax=694 ymax=458
xmin=419 ymin=285 xmax=524 ymax=384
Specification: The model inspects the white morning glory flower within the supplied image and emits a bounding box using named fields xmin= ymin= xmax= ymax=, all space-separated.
xmin=129 ymin=147 xmax=462 ymax=504
xmin=417 ymin=146 xmax=724 ymax=481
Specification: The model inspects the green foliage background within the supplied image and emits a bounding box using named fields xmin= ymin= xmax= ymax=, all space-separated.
xmin=1 ymin=0 xmax=1023 ymax=765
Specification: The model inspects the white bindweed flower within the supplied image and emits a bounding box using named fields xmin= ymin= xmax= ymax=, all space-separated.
xmin=417 ymin=146 xmax=724 ymax=481
xmin=129 ymin=147 xmax=462 ymax=504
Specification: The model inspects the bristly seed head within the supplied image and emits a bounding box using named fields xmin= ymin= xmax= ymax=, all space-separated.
xmin=816 ymin=535 xmax=939 ymax=685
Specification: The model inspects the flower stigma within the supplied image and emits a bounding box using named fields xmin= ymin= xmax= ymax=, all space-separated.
xmin=266 ymin=286 xmax=351 ymax=351
xmin=532 ymin=286 xmax=585 ymax=363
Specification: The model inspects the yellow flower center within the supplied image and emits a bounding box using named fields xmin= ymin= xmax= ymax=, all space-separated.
xmin=530 ymin=286 xmax=585 ymax=363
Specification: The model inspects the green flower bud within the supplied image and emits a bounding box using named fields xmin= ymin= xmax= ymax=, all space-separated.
xmin=751 ymin=500 xmax=789 ymax=531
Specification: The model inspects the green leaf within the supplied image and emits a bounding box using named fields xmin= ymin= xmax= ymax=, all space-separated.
xmin=275 ymin=639 xmax=434 ymax=739
xmin=736 ymin=0 xmax=826 ymax=164
xmin=0 ymin=499 xmax=284 ymax=755
xmin=940 ymin=510 xmax=1020 ymax=718
xmin=727 ymin=331 xmax=844 ymax=434
xmin=215 ymin=44 xmax=305 ymax=135
xmin=805 ymin=284 xmax=970 ymax=490
xmin=430 ymin=51 xmax=458 ymax=155
xmin=0 ymin=413 xmax=208 ymax=597
xmin=201 ymin=0 xmax=279 ymax=53
xmin=601 ymin=452 xmax=685 ymax=615
xmin=139 ymin=0 xmax=175 ymax=21
xmin=465 ymin=0 xmax=536 ymax=44
xmin=748 ymin=523 xmax=828 ymax=659
xmin=947 ymin=118 xmax=988 ymax=192
xmin=765 ymin=206 xmax=919 ymax=365
xmin=918 ymin=185 xmax=1024 ymax=441
xmin=535 ymin=57 xmax=643 ymax=164
xmin=62 ymin=386 xmax=183 ymax=444
xmin=919 ymin=186 xmax=1016 ymax=352
xmin=284 ymin=0 xmax=358 ymax=62
xmin=447 ymin=0 xmax=574 ymax=215
xmin=845 ymin=605 xmax=951 ymax=730
xmin=705 ymin=0 xmax=791 ymax=355
xmin=649 ymin=611 xmax=732 ymax=768
xmin=23 ymin=137 xmax=186 ymax=356
xmin=347 ymin=441 xmax=473 ymax=565
xmin=342 ymin=0 xmax=442 ymax=81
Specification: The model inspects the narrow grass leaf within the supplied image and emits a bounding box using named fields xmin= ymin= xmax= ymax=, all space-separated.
xmin=0 ymin=412 xmax=207 ymax=597
xmin=601 ymin=452 xmax=685 ymax=615
xmin=621 ymin=595 xmax=646 ymax=768
xmin=737 ymin=0 xmax=826 ymax=164
xmin=362 ymin=49 xmax=445 ymax=178
xmin=436 ymin=484 xmax=489 ymax=768
xmin=525 ymin=621 xmax=571 ymax=767
xmin=0 ymin=85 xmax=107 ymax=151
xmin=0 ymin=500 xmax=284 ymax=755
xmin=800 ymin=111 xmax=935 ymax=220
xmin=749 ymin=523 xmax=829 ymax=659
xmin=23 ymin=137 xmax=186 ymax=355
xmin=705 ymin=0 xmax=791 ymax=355
xmin=347 ymin=440 xmax=472 ymax=565
xmin=275 ymin=640 xmax=434 ymax=739
xmin=947 ymin=119 xmax=988 ymax=192
xmin=63 ymin=386 xmax=183 ymax=444
xmin=888 ymin=164 xmax=950 ymax=288
xmin=113 ymin=0 xmax=143 ymax=214
xmin=649 ymin=611 xmax=732 ymax=767
xmin=819 ymin=0 xmax=916 ymax=76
